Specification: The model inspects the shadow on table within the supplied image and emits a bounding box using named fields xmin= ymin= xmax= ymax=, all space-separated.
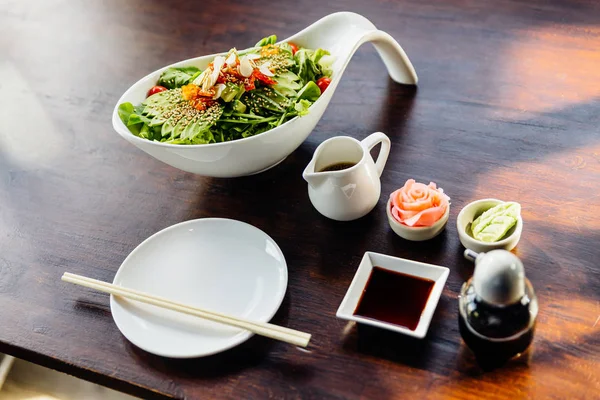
xmin=339 ymin=293 xmax=458 ymax=376
xmin=189 ymin=78 xmax=418 ymax=216
xmin=375 ymin=80 xmax=418 ymax=142
xmin=455 ymin=341 xmax=535 ymax=374
xmin=72 ymin=299 xmax=112 ymax=319
xmin=123 ymin=294 xmax=314 ymax=383
xmin=184 ymin=80 xmax=419 ymax=281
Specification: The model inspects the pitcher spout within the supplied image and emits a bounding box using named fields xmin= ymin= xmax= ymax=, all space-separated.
xmin=302 ymin=159 xmax=327 ymax=189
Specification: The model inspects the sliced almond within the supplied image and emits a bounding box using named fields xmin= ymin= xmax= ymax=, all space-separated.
xmin=207 ymin=56 xmax=224 ymax=87
xmin=259 ymin=62 xmax=274 ymax=77
xmin=239 ymin=56 xmax=254 ymax=77
xmin=201 ymin=69 xmax=214 ymax=91
xmin=193 ymin=68 xmax=209 ymax=86
xmin=213 ymin=55 xmax=226 ymax=71
xmin=225 ymin=51 xmax=237 ymax=66
xmin=212 ymin=83 xmax=226 ymax=100
xmin=245 ymin=53 xmax=261 ymax=60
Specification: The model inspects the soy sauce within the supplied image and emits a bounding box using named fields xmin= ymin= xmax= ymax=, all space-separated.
xmin=354 ymin=267 xmax=435 ymax=331
xmin=319 ymin=162 xmax=356 ymax=172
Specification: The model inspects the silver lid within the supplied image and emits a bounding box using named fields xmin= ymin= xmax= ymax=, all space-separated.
xmin=471 ymin=249 xmax=525 ymax=305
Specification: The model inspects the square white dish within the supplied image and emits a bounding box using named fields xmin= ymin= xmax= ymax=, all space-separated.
xmin=336 ymin=252 xmax=449 ymax=339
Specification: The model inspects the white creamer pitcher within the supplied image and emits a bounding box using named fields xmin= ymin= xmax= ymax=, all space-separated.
xmin=302 ymin=132 xmax=391 ymax=221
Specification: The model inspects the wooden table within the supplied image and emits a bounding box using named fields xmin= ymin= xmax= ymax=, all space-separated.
xmin=1 ymin=0 xmax=599 ymax=398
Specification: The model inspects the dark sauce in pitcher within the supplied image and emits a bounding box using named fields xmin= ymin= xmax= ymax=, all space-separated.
xmin=319 ymin=162 xmax=356 ymax=172
xmin=354 ymin=267 xmax=435 ymax=331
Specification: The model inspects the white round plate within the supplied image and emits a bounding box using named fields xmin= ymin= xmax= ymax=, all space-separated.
xmin=110 ymin=218 xmax=288 ymax=358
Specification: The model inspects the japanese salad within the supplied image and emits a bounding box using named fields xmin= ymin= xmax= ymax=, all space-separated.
xmin=118 ymin=35 xmax=334 ymax=145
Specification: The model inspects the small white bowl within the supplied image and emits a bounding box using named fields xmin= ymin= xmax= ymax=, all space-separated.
xmin=336 ymin=252 xmax=449 ymax=338
xmin=386 ymin=198 xmax=449 ymax=241
xmin=456 ymin=198 xmax=523 ymax=253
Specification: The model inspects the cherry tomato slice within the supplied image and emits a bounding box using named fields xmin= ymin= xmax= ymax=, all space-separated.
xmin=147 ymin=85 xmax=168 ymax=97
xmin=288 ymin=42 xmax=299 ymax=55
xmin=316 ymin=77 xmax=331 ymax=93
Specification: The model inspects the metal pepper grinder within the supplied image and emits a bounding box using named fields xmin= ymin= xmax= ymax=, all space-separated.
xmin=458 ymin=249 xmax=538 ymax=367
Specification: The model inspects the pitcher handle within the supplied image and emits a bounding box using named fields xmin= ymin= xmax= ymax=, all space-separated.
xmin=361 ymin=132 xmax=391 ymax=177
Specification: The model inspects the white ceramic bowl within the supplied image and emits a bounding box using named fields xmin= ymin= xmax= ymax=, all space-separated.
xmin=336 ymin=252 xmax=449 ymax=339
xmin=456 ymin=198 xmax=523 ymax=253
xmin=386 ymin=198 xmax=449 ymax=241
xmin=111 ymin=12 xmax=417 ymax=177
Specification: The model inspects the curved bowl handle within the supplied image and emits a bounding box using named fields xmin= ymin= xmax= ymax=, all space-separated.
xmin=282 ymin=12 xmax=418 ymax=85
xmin=361 ymin=132 xmax=391 ymax=177
xmin=361 ymin=30 xmax=418 ymax=85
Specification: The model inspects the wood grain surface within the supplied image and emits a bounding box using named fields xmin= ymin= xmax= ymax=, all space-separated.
xmin=1 ymin=0 xmax=599 ymax=398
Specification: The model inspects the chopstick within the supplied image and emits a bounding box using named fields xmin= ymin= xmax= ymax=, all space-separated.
xmin=62 ymin=272 xmax=311 ymax=348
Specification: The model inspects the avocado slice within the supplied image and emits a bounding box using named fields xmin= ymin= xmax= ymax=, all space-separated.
xmin=181 ymin=119 xmax=200 ymax=140
xmin=149 ymin=114 xmax=167 ymax=126
xmin=142 ymin=91 xmax=170 ymax=116
xmin=273 ymin=84 xmax=297 ymax=97
xmin=142 ymin=89 xmax=186 ymax=123
xmin=232 ymin=100 xmax=246 ymax=113
xmin=274 ymin=70 xmax=302 ymax=90
xmin=171 ymin=117 xmax=191 ymax=139
xmin=220 ymin=83 xmax=244 ymax=103
xmin=276 ymin=70 xmax=300 ymax=81
xmin=161 ymin=118 xmax=176 ymax=137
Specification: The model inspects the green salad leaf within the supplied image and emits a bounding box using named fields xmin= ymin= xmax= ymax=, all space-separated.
xmin=293 ymin=48 xmax=330 ymax=84
xmin=118 ymin=102 xmax=134 ymax=123
xmin=294 ymin=99 xmax=312 ymax=116
xmin=255 ymin=35 xmax=277 ymax=47
xmin=157 ymin=66 xmax=201 ymax=89
xmin=311 ymin=48 xmax=330 ymax=65
xmin=294 ymin=49 xmax=319 ymax=83
xmin=118 ymin=102 xmax=143 ymax=135
xmin=278 ymin=42 xmax=294 ymax=55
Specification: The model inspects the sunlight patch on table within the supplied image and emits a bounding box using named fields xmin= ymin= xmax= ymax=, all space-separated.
xmin=430 ymin=294 xmax=600 ymax=397
xmin=474 ymin=144 xmax=600 ymax=231
xmin=496 ymin=25 xmax=600 ymax=115
xmin=0 ymin=62 xmax=66 ymax=170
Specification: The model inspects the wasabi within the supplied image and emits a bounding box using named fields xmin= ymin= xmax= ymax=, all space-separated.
xmin=471 ymin=202 xmax=521 ymax=242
